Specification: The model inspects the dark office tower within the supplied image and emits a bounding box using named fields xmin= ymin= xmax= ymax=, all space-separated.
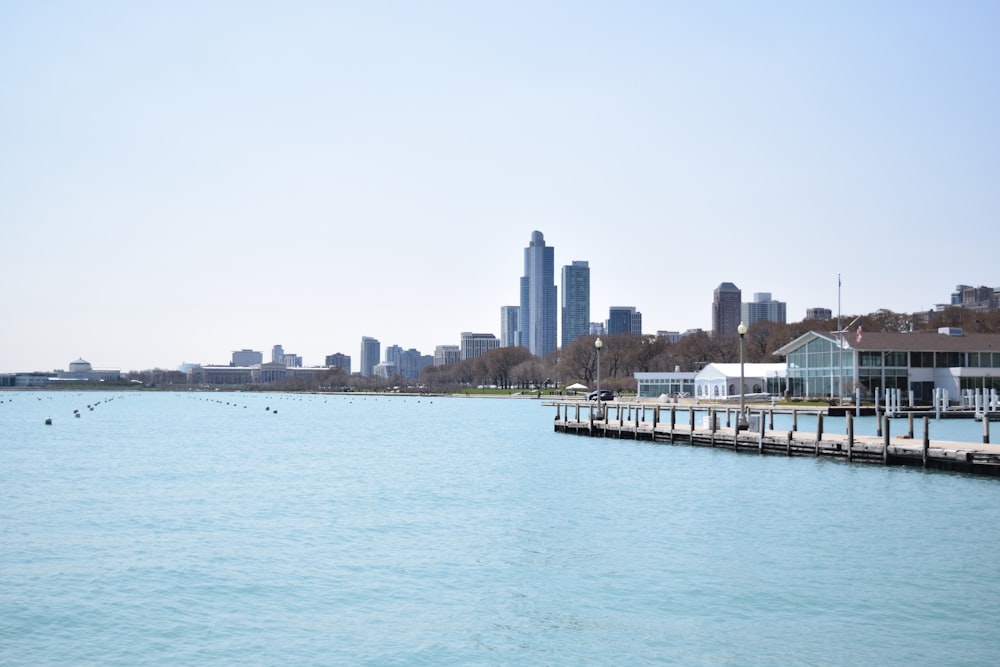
xmin=324 ymin=353 xmax=352 ymax=373
xmin=561 ymin=261 xmax=590 ymax=348
xmin=608 ymin=306 xmax=640 ymax=335
xmin=712 ymin=282 xmax=742 ymax=336
xmin=360 ymin=336 xmax=380 ymax=377
xmin=518 ymin=231 xmax=557 ymax=358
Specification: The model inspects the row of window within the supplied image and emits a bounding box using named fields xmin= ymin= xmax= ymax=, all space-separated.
xmin=862 ymin=351 xmax=1000 ymax=368
xmin=794 ymin=345 xmax=1000 ymax=370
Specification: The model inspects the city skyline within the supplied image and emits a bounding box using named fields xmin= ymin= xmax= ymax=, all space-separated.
xmin=2 ymin=3 xmax=997 ymax=373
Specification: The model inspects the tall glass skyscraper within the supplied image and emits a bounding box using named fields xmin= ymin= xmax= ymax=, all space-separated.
xmin=561 ymin=260 xmax=590 ymax=348
xmin=518 ymin=231 xmax=557 ymax=358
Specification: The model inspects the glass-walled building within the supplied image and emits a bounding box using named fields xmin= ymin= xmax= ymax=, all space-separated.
xmin=775 ymin=328 xmax=1000 ymax=403
xmin=780 ymin=333 xmax=856 ymax=400
xmin=635 ymin=372 xmax=697 ymax=399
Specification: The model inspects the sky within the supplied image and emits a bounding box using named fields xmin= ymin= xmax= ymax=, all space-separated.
xmin=2 ymin=1 xmax=998 ymax=374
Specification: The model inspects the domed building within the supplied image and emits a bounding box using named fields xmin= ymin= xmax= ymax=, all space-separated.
xmin=56 ymin=357 xmax=120 ymax=383
xmin=68 ymin=358 xmax=93 ymax=373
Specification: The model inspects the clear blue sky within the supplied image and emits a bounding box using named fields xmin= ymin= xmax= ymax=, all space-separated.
xmin=2 ymin=1 xmax=997 ymax=373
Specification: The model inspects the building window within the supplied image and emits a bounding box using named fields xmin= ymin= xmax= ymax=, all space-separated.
xmin=884 ymin=351 xmax=907 ymax=367
xmin=860 ymin=352 xmax=882 ymax=367
xmin=935 ymin=351 xmax=964 ymax=368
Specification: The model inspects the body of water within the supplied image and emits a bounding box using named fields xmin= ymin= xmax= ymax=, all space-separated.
xmin=2 ymin=391 xmax=999 ymax=665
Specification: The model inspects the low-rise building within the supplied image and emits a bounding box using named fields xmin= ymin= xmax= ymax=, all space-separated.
xmin=774 ymin=327 xmax=1000 ymax=402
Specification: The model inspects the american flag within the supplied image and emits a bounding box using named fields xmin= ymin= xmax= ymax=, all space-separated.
xmin=856 ymin=324 xmax=863 ymax=344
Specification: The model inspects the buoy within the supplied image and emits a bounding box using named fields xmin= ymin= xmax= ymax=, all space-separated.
xmin=45 ymin=418 xmax=52 ymax=425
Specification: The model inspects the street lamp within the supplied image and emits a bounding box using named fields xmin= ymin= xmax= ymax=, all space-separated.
xmin=595 ymin=337 xmax=604 ymax=420
xmin=737 ymin=321 xmax=749 ymax=430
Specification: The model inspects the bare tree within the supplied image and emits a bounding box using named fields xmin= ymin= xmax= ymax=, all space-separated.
xmin=556 ymin=335 xmax=599 ymax=384
xmin=481 ymin=346 xmax=533 ymax=389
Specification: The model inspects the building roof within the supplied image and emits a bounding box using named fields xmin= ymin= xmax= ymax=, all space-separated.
xmin=699 ymin=363 xmax=787 ymax=379
xmin=773 ymin=330 xmax=1000 ymax=356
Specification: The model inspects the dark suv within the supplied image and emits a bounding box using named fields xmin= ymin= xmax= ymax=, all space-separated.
xmin=587 ymin=390 xmax=614 ymax=401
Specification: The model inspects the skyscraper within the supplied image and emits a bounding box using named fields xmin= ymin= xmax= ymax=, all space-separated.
xmin=742 ymin=292 xmax=787 ymax=327
xmin=518 ymin=231 xmax=557 ymax=358
xmin=434 ymin=345 xmax=460 ymax=366
xmin=232 ymin=349 xmax=263 ymax=366
xmin=608 ymin=306 xmax=641 ymax=335
xmin=324 ymin=353 xmax=351 ymax=372
xmin=460 ymin=332 xmax=500 ymax=360
xmin=561 ymin=261 xmax=590 ymax=348
xmin=385 ymin=344 xmax=403 ymax=369
xmin=360 ymin=336 xmax=380 ymax=377
xmin=712 ymin=282 xmax=742 ymax=335
xmin=500 ymin=306 xmax=519 ymax=347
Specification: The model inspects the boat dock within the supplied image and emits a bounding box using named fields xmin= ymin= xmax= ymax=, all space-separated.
xmin=546 ymin=400 xmax=1000 ymax=477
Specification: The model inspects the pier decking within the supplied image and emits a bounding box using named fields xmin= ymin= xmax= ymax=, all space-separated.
xmin=547 ymin=400 xmax=1000 ymax=477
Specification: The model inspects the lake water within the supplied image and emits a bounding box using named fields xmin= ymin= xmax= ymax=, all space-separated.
xmin=2 ymin=391 xmax=999 ymax=666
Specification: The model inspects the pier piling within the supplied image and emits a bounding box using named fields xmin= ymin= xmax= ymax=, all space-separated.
xmin=548 ymin=399 xmax=1000 ymax=477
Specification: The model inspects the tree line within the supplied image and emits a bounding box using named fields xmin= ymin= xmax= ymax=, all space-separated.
xmin=129 ymin=306 xmax=1000 ymax=392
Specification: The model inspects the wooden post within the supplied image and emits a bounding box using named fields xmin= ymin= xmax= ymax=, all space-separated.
xmin=768 ymin=409 xmax=774 ymax=430
xmin=652 ymin=406 xmax=658 ymax=429
xmin=787 ymin=430 xmax=793 ymax=456
xmin=876 ymin=401 xmax=882 ymax=437
xmin=670 ymin=406 xmax=677 ymax=443
xmin=815 ymin=413 xmax=823 ymax=456
xmin=907 ymin=412 xmax=914 ymax=439
xmin=922 ymin=416 xmax=929 ymax=468
xmin=758 ymin=412 xmax=764 ymax=454
xmin=792 ymin=409 xmax=798 ymax=432
xmin=883 ymin=414 xmax=890 ymax=464
xmin=847 ymin=412 xmax=854 ymax=462
xmin=984 ymin=413 xmax=990 ymax=445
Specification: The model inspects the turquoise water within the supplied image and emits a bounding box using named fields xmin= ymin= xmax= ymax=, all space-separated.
xmin=2 ymin=391 xmax=999 ymax=666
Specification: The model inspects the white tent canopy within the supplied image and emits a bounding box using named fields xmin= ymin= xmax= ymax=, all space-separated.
xmin=565 ymin=382 xmax=589 ymax=391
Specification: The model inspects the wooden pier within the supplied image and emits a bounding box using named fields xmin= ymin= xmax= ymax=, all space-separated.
xmin=547 ymin=401 xmax=1000 ymax=477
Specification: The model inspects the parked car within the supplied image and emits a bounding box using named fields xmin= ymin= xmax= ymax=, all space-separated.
xmin=587 ymin=390 xmax=615 ymax=401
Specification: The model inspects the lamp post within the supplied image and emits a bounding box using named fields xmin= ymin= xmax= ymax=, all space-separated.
xmin=595 ymin=337 xmax=604 ymax=420
xmin=737 ymin=321 xmax=748 ymax=430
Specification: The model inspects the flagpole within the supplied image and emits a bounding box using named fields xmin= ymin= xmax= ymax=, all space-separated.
xmin=838 ymin=274 xmax=843 ymax=405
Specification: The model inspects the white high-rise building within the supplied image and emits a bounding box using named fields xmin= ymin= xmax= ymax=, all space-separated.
xmin=460 ymin=332 xmax=500 ymax=361
xmin=742 ymin=292 xmax=787 ymax=326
